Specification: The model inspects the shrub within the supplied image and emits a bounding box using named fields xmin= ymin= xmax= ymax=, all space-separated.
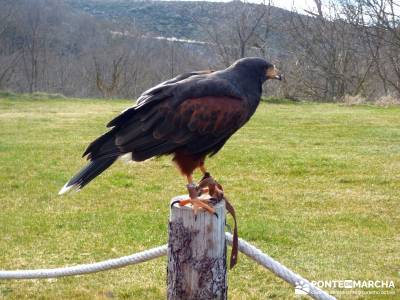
xmin=30 ymin=92 xmax=66 ymax=100
xmin=0 ymin=90 xmax=17 ymax=98
xmin=341 ymin=94 xmax=367 ymax=106
xmin=375 ymin=95 xmax=400 ymax=107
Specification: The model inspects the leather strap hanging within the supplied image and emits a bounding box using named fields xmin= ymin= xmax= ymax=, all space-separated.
xmin=224 ymin=196 xmax=238 ymax=269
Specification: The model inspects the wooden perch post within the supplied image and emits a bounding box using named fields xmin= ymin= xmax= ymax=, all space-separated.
xmin=167 ymin=196 xmax=227 ymax=300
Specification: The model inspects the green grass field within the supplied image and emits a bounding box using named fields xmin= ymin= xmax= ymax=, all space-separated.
xmin=0 ymin=95 xmax=399 ymax=299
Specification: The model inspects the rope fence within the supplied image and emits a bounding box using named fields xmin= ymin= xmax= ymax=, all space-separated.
xmin=0 ymin=233 xmax=335 ymax=300
xmin=225 ymin=233 xmax=335 ymax=300
xmin=0 ymin=245 xmax=167 ymax=280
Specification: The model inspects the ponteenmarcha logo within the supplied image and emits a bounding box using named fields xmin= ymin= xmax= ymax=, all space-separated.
xmin=311 ymin=280 xmax=395 ymax=289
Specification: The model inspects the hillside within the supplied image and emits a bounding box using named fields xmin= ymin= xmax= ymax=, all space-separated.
xmin=0 ymin=0 xmax=300 ymax=98
xmin=66 ymin=0 xmax=293 ymax=42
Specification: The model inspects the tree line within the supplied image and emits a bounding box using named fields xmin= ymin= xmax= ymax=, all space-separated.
xmin=0 ymin=0 xmax=399 ymax=102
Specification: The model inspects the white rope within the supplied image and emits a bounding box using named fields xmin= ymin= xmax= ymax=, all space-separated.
xmin=226 ymin=232 xmax=336 ymax=300
xmin=0 ymin=233 xmax=335 ymax=300
xmin=0 ymin=245 xmax=167 ymax=279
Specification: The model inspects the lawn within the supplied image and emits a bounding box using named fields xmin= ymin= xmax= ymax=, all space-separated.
xmin=0 ymin=94 xmax=399 ymax=299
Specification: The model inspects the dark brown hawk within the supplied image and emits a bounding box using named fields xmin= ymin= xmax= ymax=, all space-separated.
xmin=59 ymin=57 xmax=282 ymax=215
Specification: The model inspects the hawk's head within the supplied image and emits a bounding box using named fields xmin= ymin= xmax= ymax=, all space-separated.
xmin=232 ymin=57 xmax=283 ymax=82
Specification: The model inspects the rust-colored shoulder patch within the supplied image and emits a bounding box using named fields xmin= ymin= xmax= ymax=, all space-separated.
xmin=176 ymin=97 xmax=247 ymax=137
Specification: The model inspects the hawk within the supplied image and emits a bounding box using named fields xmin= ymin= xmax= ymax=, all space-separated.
xmin=59 ymin=57 xmax=282 ymax=215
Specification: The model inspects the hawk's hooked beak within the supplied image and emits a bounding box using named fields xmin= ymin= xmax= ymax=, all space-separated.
xmin=266 ymin=66 xmax=283 ymax=80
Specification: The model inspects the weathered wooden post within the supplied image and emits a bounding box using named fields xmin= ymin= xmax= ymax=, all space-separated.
xmin=167 ymin=196 xmax=227 ymax=300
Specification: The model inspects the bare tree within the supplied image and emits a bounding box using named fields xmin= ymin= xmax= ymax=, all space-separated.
xmin=16 ymin=0 xmax=53 ymax=93
xmin=0 ymin=0 xmax=18 ymax=36
xmin=94 ymin=54 xmax=126 ymax=98
xmin=0 ymin=0 xmax=21 ymax=89
xmin=287 ymin=0 xmax=375 ymax=100
xmin=195 ymin=1 xmax=272 ymax=67
xmin=358 ymin=0 xmax=400 ymax=96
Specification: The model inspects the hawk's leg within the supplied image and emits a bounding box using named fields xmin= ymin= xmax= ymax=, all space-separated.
xmin=198 ymin=164 xmax=210 ymax=194
xmin=171 ymin=175 xmax=217 ymax=217
xmin=198 ymin=163 xmax=224 ymax=201
xmin=199 ymin=164 xmax=210 ymax=180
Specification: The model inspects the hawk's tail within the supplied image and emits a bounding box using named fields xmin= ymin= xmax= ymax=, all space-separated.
xmin=58 ymin=156 xmax=118 ymax=195
xmin=59 ymin=129 xmax=120 ymax=195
